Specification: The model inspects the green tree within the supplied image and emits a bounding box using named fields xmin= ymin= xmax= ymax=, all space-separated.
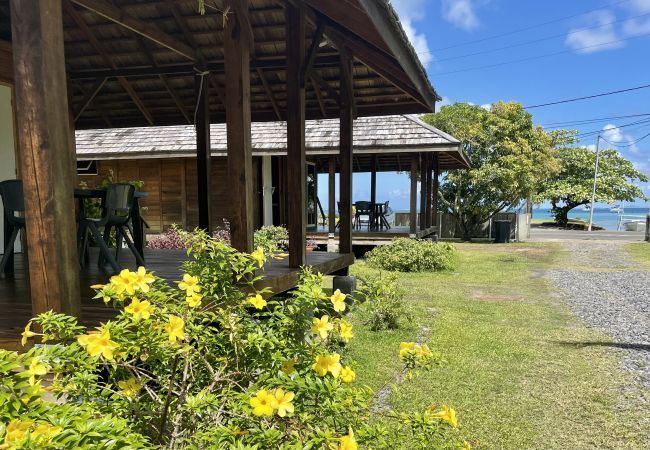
xmin=536 ymin=140 xmax=648 ymax=227
xmin=423 ymin=102 xmax=558 ymax=240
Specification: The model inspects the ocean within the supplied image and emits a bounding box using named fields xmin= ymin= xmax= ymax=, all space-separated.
xmin=533 ymin=207 xmax=649 ymax=231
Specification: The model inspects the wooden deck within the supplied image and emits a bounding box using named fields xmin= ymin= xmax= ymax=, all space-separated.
xmin=0 ymin=249 xmax=354 ymax=350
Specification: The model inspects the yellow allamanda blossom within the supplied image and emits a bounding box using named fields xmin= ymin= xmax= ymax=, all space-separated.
xmin=339 ymin=319 xmax=354 ymax=342
xmin=250 ymin=389 xmax=277 ymax=417
xmin=418 ymin=343 xmax=433 ymax=358
xmin=21 ymin=322 xmax=41 ymax=346
xmin=274 ymin=388 xmax=295 ymax=417
xmin=118 ymin=377 xmax=142 ymax=397
xmin=178 ymin=274 xmax=201 ymax=296
xmin=110 ymin=269 xmax=139 ymax=296
xmin=133 ymin=266 xmax=155 ymax=292
xmin=462 ymin=441 xmax=472 ymax=450
xmin=311 ymin=315 xmax=334 ymax=339
xmin=31 ymin=423 xmax=62 ymax=442
xmin=77 ymin=328 xmax=118 ymax=360
xmin=186 ymin=292 xmax=203 ymax=308
xmin=330 ymin=289 xmax=347 ymax=313
xmin=247 ymin=294 xmax=267 ymax=310
xmin=250 ymin=247 xmax=267 ymax=268
xmin=124 ymin=297 xmax=153 ymax=321
xmin=431 ymin=405 xmax=459 ymax=428
xmin=25 ymin=357 xmax=48 ymax=386
xmin=2 ymin=420 xmax=34 ymax=446
xmin=165 ymin=315 xmax=186 ymax=344
xmin=339 ymin=366 xmax=356 ymax=383
xmin=312 ymin=353 xmax=342 ymax=378
xmin=338 ymin=428 xmax=358 ymax=450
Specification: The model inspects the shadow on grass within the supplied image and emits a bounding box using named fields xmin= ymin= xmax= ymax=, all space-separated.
xmin=553 ymin=340 xmax=650 ymax=352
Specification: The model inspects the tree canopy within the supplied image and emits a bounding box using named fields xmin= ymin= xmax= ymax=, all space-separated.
xmin=423 ymin=102 xmax=558 ymax=240
xmin=535 ymin=136 xmax=648 ymax=225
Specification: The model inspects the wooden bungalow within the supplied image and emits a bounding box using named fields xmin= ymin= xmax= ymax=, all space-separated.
xmin=0 ymin=0 xmax=444 ymax=346
xmin=73 ymin=114 xmax=468 ymax=238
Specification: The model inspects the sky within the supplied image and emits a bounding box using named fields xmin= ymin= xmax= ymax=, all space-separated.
xmin=319 ymin=0 xmax=650 ymax=211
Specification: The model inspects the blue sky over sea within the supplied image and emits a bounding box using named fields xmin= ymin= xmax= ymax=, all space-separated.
xmin=319 ymin=0 xmax=650 ymax=211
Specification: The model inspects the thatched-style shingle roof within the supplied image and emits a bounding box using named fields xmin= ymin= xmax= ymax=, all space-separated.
xmin=75 ymin=115 xmax=469 ymax=171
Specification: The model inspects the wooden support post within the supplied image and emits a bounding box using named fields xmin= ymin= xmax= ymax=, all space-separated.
xmin=224 ymin=0 xmax=254 ymax=252
xmin=370 ymin=155 xmax=377 ymax=204
xmin=286 ymin=2 xmax=306 ymax=267
xmin=195 ymin=73 xmax=212 ymax=231
xmin=409 ymin=154 xmax=418 ymax=237
xmin=10 ymin=0 xmax=81 ymax=316
xmin=339 ymin=48 xmax=354 ymax=255
xmin=425 ymin=153 xmax=433 ymax=229
xmin=328 ymin=156 xmax=336 ymax=234
xmin=419 ymin=154 xmax=426 ymax=230
xmin=432 ymin=153 xmax=440 ymax=230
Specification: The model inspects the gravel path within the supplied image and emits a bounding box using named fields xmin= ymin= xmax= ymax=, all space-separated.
xmin=546 ymin=240 xmax=650 ymax=388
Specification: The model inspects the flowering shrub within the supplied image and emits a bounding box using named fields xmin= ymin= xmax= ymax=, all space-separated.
xmin=253 ymin=225 xmax=289 ymax=254
xmin=8 ymin=230 xmax=467 ymax=449
xmin=147 ymin=221 xmax=231 ymax=250
xmin=356 ymin=272 xmax=410 ymax=331
xmin=365 ymin=238 xmax=458 ymax=273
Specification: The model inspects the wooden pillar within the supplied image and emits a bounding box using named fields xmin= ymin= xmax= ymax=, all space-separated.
xmin=432 ymin=154 xmax=440 ymax=230
xmin=10 ymin=0 xmax=81 ymax=316
xmin=224 ymin=0 xmax=254 ymax=252
xmin=328 ymin=156 xmax=336 ymax=234
xmin=195 ymin=73 xmax=212 ymax=231
xmin=286 ymin=2 xmax=306 ymax=267
xmin=339 ymin=48 xmax=354 ymax=255
xmin=409 ymin=154 xmax=418 ymax=237
xmin=370 ymin=155 xmax=377 ymax=205
xmin=425 ymin=153 xmax=433 ymax=229
xmin=419 ymin=154 xmax=426 ymax=230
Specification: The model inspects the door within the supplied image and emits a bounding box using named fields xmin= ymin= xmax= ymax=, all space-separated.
xmin=0 ymin=83 xmax=18 ymax=254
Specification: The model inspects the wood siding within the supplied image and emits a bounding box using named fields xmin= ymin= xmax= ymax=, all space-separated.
xmin=81 ymin=157 xmax=262 ymax=235
xmin=0 ymin=41 xmax=12 ymax=83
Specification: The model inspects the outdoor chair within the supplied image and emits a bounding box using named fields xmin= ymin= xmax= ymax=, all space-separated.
xmin=379 ymin=201 xmax=392 ymax=230
xmin=78 ymin=183 xmax=145 ymax=273
xmin=335 ymin=202 xmax=357 ymax=230
xmin=0 ymin=180 xmax=26 ymax=274
xmin=354 ymin=201 xmax=373 ymax=230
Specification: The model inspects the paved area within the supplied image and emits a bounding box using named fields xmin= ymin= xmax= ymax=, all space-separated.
xmin=530 ymin=227 xmax=645 ymax=242
xmin=546 ymin=240 xmax=650 ymax=389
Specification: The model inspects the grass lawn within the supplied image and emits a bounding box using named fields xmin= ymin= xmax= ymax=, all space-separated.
xmin=627 ymin=242 xmax=650 ymax=265
xmin=344 ymin=243 xmax=649 ymax=449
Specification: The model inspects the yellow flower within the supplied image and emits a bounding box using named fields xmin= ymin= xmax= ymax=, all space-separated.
xmin=432 ymin=405 xmax=458 ymax=428
xmin=399 ymin=342 xmax=417 ymax=358
xmin=339 ymin=319 xmax=354 ymax=342
xmin=187 ymin=292 xmax=203 ymax=308
xmin=338 ymin=428 xmax=358 ymax=450
xmin=247 ymin=294 xmax=267 ymax=310
xmin=3 ymin=419 xmax=33 ymax=444
xmin=281 ymin=359 xmax=296 ymax=375
xmin=418 ymin=343 xmax=432 ymax=358
xmin=178 ymin=274 xmax=201 ymax=296
xmin=133 ymin=266 xmax=155 ymax=293
xmin=462 ymin=441 xmax=472 ymax=450
xmin=250 ymin=389 xmax=277 ymax=417
xmin=165 ymin=315 xmax=186 ymax=344
xmin=330 ymin=289 xmax=347 ymax=313
xmin=21 ymin=322 xmax=40 ymax=346
xmin=312 ymin=315 xmax=334 ymax=339
xmin=110 ymin=269 xmax=138 ymax=296
xmin=250 ymin=247 xmax=267 ymax=268
xmin=77 ymin=328 xmax=119 ymax=360
xmin=25 ymin=357 xmax=48 ymax=386
xmin=124 ymin=297 xmax=153 ymax=321
xmin=273 ymin=388 xmax=295 ymax=417
xmin=118 ymin=378 xmax=142 ymax=397
xmin=339 ymin=366 xmax=356 ymax=383
xmin=31 ymin=423 xmax=62 ymax=442
xmin=312 ymin=353 xmax=342 ymax=378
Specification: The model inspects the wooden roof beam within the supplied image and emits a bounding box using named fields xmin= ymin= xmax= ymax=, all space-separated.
xmin=70 ymin=0 xmax=197 ymax=61
xmin=310 ymin=72 xmax=340 ymax=106
xmin=311 ymin=77 xmax=327 ymax=118
xmin=301 ymin=21 xmax=325 ymax=87
xmin=73 ymin=77 xmax=107 ymax=121
xmin=256 ymin=68 xmax=282 ymax=121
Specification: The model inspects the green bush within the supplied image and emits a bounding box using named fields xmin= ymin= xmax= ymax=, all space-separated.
xmin=254 ymin=225 xmax=289 ymax=254
xmin=8 ymin=231 xmax=468 ymax=449
xmin=365 ymin=238 xmax=458 ymax=273
xmin=356 ymin=273 xmax=410 ymax=331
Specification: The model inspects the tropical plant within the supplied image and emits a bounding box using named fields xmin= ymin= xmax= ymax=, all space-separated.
xmin=356 ymin=272 xmax=410 ymax=331
xmin=423 ymin=102 xmax=558 ymax=240
xmin=10 ymin=231 xmax=468 ymax=449
xmin=535 ymin=131 xmax=648 ymax=226
xmin=254 ymin=225 xmax=289 ymax=254
xmin=365 ymin=238 xmax=458 ymax=273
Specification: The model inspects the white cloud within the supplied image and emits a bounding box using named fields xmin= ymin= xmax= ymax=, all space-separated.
xmin=565 ymin=10 xmax=624 ymax=54
xmin=442 ymin=0 xmax=480 ymax=31
xmin=622 ymin=16 xmax=650 ymax=36
xmin=602 ymin=123 xmax=640 ymax=154
xmin=625 ymin=0 xmax=650 ymax=13
xmin=391 ymin=0 xmax=434 ymax=66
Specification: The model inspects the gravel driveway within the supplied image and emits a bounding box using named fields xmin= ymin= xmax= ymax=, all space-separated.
xmin=546 ymin=240 xmax=650 ymax=388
